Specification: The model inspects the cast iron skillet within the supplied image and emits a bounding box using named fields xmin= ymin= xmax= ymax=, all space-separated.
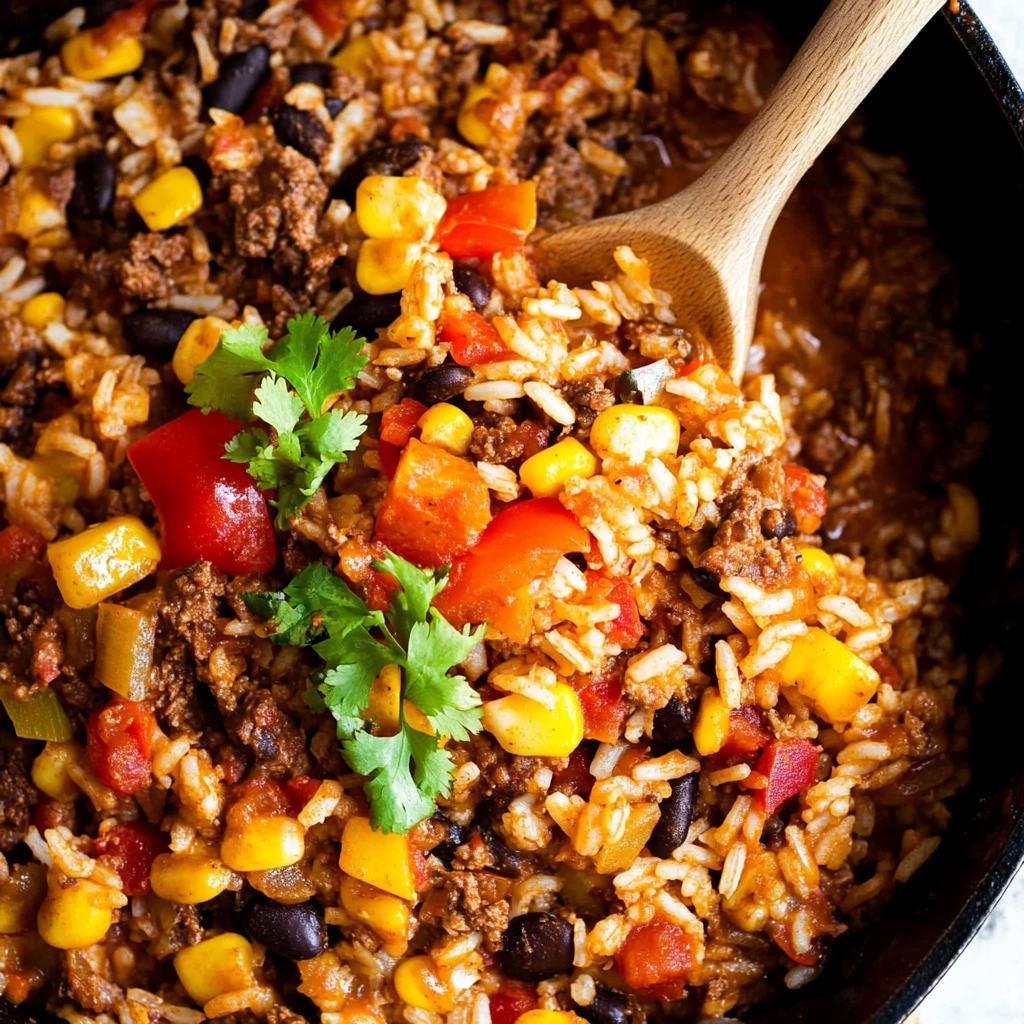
xmin=2 ymin=4 xmax=1023 ymax=1024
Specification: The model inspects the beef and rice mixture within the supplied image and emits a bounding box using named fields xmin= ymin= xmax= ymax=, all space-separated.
xmin=0 ymin=1 xmax=983 ymax=1022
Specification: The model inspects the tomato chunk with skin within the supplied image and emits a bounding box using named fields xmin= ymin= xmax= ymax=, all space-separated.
xmin=550 ymin=744 xmax=594 ymax=796
xmin=127 ymin=409 xmax=276 ymax=575
xmin=374 ymin=437 xmax=492 ymax=567
xmin=489 ymin=987 xmax=537 ymax=1024
xmin=754 ymin=738 xmax=820 ymax=814
xmin=783 ymin=464 xmax=828 ymax=534
xmin=0 ymin=525 xmax=46 ymax=564
xmin=381 ymin=399 xmax=427 ymax=445
xmin=615 ymin=920 xmax=696 ymax=992
xmin=284 ymin=775 xmax=322 ymax=817
xmin=302 ymin=0 xmax=347 ymax=34
xmin=86 ymin=697 xmax=155 ymax=795
xmin=435 ymin=183 xmax=537 ymax=259
xmin=706 ymin=705 xmax=772 ymax=770
xmin=574 ymin=676 xmax=629 ymax=744
xmin=587 ymin=573 xmax=643 ymax=647
xmin=94 ymin=820 xmax=167 ymax=896
xmin=434 ymin=498 xmax=590 ymax=643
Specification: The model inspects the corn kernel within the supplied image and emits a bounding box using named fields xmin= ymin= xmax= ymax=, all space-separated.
xmin=777 ymin=627 xmax=880 ymax=725
xmin=519 ymin=437 xmax=597 ymax=498
xmin=339 ymin=875 xmax=411 ymax=956
xmin=366 ymin=663 xmax=401 ymax=732
xmin=21 ymin=292 xmax=66 ymax=330
xmin=693 ymin=686 xmax=729 ymax=756
xmin=339 ymin=816 xmax=415 ymax=900
xmin=457 ymin=82 xmax=497 ymax=148
xmin=172 ymin=315 xmax=230 ymax=385
xmin=62 ymin=30 xmax=145 ymax=81
xmin=481 ymin=683 xmax=584 ymax=758
xmin=332 ymin=36 xmax=376 ymax=77
xmin=356 ymin=238 xmax=423 ymax=295
xmin=221 ymin=815 xmax=305 ymax=872
xmin=589 ymin=404 xmax=680 ymax=463
xmin=516 ymin=1012 xmax=581 ymax=1024
xmin=31 ymin=741 xmax=81 ymax=802
xmin=15 ymin=186 xmax=64 ymax=240
xmin=13 ymin=107 xmax=77 ymax=169
xmin=132 ymin=166 xmax=203 ymax=232
xmin=150 ymin=852 xmax=236 ymax=905
xmin=393 ymin=955 xmax=454 ymax=1013
xmin=798 ymin=546 xmax=838 ymax=593
xmin=0 ymin=863 xmax=47 ymax=935
xmin=417 ymin=403 xmax=473 ymax=457
xmin=174 ymin=933 xmax=255 ymax=1004
xmin=356 ymin=175 xmax=446 ymax=241
xmin=47 ymin=516 xmax=160 ymax=610
xmin=36 ymin=875 xmax=120 ymax=949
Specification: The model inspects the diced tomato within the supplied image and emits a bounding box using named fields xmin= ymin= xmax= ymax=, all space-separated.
xmin=127 ymin=409 xmax=276 ymax=575
xmin=244 ymin=74 xmax=290 ymax=122
xmin=435 ymin=183 xmax=537 ymax=260
xmin=574 ymin=676 xmax=629 ymax=744
xmin=754 ymin=739 xmax=820 ymax=815
xmin=550 ymin=744 xmax=594 ymax=796
xmin=766 ymin=889 xmax=837 ymax=965
xmin=489 ymin=987 xmax=538 ymax=1024
xmin=94 ymin=820 xmax=167 ymax=896
xmin=227 ymin=774 xmax=290 ymax=830
xmin=33 ymin=798 xmax=76 ymax=833
xmin=374 ymin=438 xmax=492 ymax=567
xmin=535 ymin=56 xmax=579 ymax=94
xmin=32 ymin=634 xmax=61 ymax=685
xmin=302 ymin=0 xmax=347 ymax=35
xmin=586 ymin=573 xmax=643 ymax=647
xmin=3 ymin=970 xmax=32 ymax=1005
xmin=86 ymin=697 xmax=155 ymax=796
xmin=673 ymin=355 xmax=711 ymax=377
xmin=715 ymin=705 xmax=772 ymax=763
xmin=412 ymin=849 xmax=430 ymax=891
xmin=873 ymin=651 xmax=902 ymax=687
xmin=379 ymin=440 xmax=402 ymax=479
xmin=439 ymin=306 xmax=511 ymax=366
xmin=615 ymin=920 xmax=697 ymax=992
xmin=434 ymin=498 xmax=590 ymax=643
xmin=284 ymin=775 xmax=322 ymax=817
xmin=94 ymin=0 xmax=154 ymax=47
xmin=783 ymin=464 xmax=828 ymax=534
xmin=0 ymin=525 xmax=46 ymax=564
xmin=381 ymin=398 xmax=428 ymax=445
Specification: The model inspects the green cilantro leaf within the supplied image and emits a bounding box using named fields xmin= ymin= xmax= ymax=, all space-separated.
xmin=185 ymin=323 xmax=274 ymax=421
xmin=253 ymin=375 xmax=305 ymax=435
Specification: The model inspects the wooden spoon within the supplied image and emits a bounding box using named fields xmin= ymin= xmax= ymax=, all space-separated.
xmin=537 ymin=0 xmax=948 ymax=381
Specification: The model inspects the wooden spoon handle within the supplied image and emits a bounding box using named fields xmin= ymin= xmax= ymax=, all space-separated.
xmin=698 ymin=0 xmax=947 ymax=230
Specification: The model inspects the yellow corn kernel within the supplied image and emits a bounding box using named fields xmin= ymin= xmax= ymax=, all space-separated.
xmin=366 ymin=663 xmax=401 ymax=732
xmin=393 ymin=955 xmax=454 ymax=1013
xmin=777 ymin=627 xmax=880 ymax=725
xmin=132 ymin=166 xmax=203 ymax=232
xmin=339 ymin=875 xmax=411 ymax=956
xmin=15 ymin=186 xmax=64 ymax=240
xmin=481 ymin=683 xmax=584 ymax=758
xmin=174 ymin=932 xmax=255 ymax=1004
xmin=417 ymin=403 xmax=473 ymax=457
xmin=519 ymin=437 xmax=597 ymax=498
xmin=693 ymin=686 xmax=729 ymax=756
xmin=95 ymin=602 xmax=156 ymax=701
xmin=62 ymin=30 xmax=145 ymax=82
xmin=47 ymin=516 xmax=160 ymax=610
xmin=36 ymin=875 xmax=121 ymax=949
xmin=172 ymin=315 xmax=230 ymax=385
xmin=150 ymin=852 xmax=235 ymax=905
xmin=339 ymin=816 xmax=414 ymax=900
xmin=0 ymin=863 xmax=47 ymax=935
xmin=589 ymin=404 xmax=680 ymax=463
xmin=356 ymin=238 xmax=423 ymax=295
xmin=221 ymin=815 xmax=305 ymax=872
xmin=356 ymin=175 xmax=446 ymax=241
xmin=13 ymin=107 xmax=77 ymax=169
xmin=516 ymin=1012 xmax=581 ymax=1024
xmin=593 ymin=803 xmax=660 ymax=875
xmin=798 ymin=546 xmax=838 ymax=593
xmin=31 ymin=741 xmax=81 ymax=802
xmin=457 ymin=82 xmax=496 ymax=148
xmin=332 ymin=36 xmax=376 ymax=77
xmin=21 ymin=291 xmax=66 ymax=330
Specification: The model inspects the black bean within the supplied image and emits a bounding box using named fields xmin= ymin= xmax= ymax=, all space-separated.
xmin=284 ymin=991 xmax=322 ymax=1024
xmin=478 ymin=826 xmax=530 ymax=878
xmin=761 ymin=507 xmax=797 ymax=540
xmin=692 ymin=566 xmax=723 ymax=594
xmin=203 ymin=45 xmax=271 ymax=115
xmin=574 ymin=988 xmax=630 ymax=1024
xmin=69 ymin=150 xmax=116 ymax=222
xmin=412 ymin=363 xmax=475 ymax=406
xmin=332 ymin=139 xmax=433 ymax=204
xmin=122 ymin=309 xmax=197 ymax=357
xmin=237 ymin=0 xmax=269 ymax=19
xmin=332 ymin=291 xmax=402 ymax=334
xmin=430 ymin=814 xmax=469 ymax=868
xmin=647 ymin=771 xmax=699 ymax=858
xmin=272 ymin=105 xmax=331 ymax=162
xmin=290 ymin=62 xmax=333 ymax=87
xmin=760 ymin=815 xmax=784 ymax=848
xmin=245 ymin=897 xmax=326 ymax=962
xmin=453 ymin=264 xmax=490 ymax=312
xmin=499 ymin=912 xmax=575 ymax=981
xmin=182 ymin=153 xmax=212 ymax=192
xmin=651 ymin=695 xmax=695 ymax=747
xmin=325 ymin=95 xmax=346 ymax=117
xmin=564 ymin=552 xmax=588 ymax=572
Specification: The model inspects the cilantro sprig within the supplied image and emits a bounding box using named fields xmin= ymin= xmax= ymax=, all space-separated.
xmin=186 ymin=313 xmax=369 ymax=529
xmin=244 ymin=554 xmax=485 ymax=834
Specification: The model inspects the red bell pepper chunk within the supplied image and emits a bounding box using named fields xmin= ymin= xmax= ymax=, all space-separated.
xmin=435 ymin=183 xmax=537 ymax=260
xmin=94 ymin=820 xmax=167 ymax=896
xmin=374 ymin=437 xmax=492 ymax=567
xmin=302 ymin=0 xmax=347 ymax=35
xmin=550 ymin=744 xmax=594 ymax=796
xmin=127 ymin=409 xmax=276 ymax=576
xmin=0 ymin=525 xmax=46 ymax=564
xmin=783 ymin=464 xmax=828 ymax=534
xmin=614 ymin=920 xmax=696 ymax=993
xmin=755 ymin=738 xmax=820 ymax=814
xmin=439 ymin=307 xmax=512 ymax=366
xmin=574 ymin=675 xmax=629 ymax=744
xmin=86 ymin=697 xmax=155 ymax=796
xmin=489 ymin=988 xmax=538 ymax=1024
xmin=434 ymin=498 xmax=590 ymax=643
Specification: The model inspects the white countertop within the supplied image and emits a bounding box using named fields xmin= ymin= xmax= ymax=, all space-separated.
xmin=914 ymin=4 xmax=1024 ymax=1021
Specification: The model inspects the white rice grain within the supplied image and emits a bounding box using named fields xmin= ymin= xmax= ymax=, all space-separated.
xmin=523 ymin=380 xmax=576 ymax=425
